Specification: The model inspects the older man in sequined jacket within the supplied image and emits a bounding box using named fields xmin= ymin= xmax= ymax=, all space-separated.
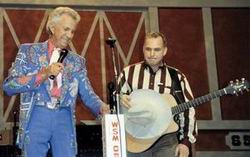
xmin=3 ymin=7 xmax=109 ymax=157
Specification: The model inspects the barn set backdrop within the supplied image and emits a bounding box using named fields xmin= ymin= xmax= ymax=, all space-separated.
xmin=0 ymin=1 xmax=249 ymax=157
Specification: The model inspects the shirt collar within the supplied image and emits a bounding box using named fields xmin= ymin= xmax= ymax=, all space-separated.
xmin=142 ymin=61 xmax=167 ymax=73
xmin=48 ymin=39 xmax=56 ymax=58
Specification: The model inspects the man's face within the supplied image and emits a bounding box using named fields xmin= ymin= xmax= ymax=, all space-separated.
xmin=143 ymin=37 xmax=167 ymax=68
xmin=50 ymin=14 xmax=77 ymax=49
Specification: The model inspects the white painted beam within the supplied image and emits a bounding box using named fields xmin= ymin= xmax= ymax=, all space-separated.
xmin=202 ymin=8 xmax=222 ymax=120
xmin=198 ymin=120 xmax=250 ymax=130
xmin=0 ymin=8 xmax=4 ymax=129
xmin=0 ymin=0 xmax=250 ymax=8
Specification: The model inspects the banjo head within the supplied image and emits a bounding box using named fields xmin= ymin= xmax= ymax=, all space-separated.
xmin=121 ymin=89 xmax=173 ymax=139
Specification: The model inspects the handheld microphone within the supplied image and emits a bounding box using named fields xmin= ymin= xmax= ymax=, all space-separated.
xmin=49 ymin=48 xmax=68 ymax=80
xmin=105 ymin=37 xmax=116 ymax=48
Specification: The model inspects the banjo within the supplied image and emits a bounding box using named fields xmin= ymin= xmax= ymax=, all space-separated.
xmin=123 ymin=78 xmax=249 ymax=153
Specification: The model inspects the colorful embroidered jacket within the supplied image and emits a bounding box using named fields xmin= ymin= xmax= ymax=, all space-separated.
xmin=3 ymin=41 xmax=102 ymax=154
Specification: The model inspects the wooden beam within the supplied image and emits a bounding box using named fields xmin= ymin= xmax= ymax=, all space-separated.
xmin=0 ymin=0 xmax=250 ymax=8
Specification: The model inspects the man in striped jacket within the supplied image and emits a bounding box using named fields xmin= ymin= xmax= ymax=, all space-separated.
xmin=118 ymin=32 xmax=197 ymax=157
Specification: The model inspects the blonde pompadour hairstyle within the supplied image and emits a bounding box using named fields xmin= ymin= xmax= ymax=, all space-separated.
xmin=46 ymin=7 xmax=81 ymax=35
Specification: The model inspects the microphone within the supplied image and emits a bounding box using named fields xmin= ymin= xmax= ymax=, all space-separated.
xmin=49 ymin=48 xmax=68 ymax=80
xmin=105 ymin=37 xmax=116 ymax=48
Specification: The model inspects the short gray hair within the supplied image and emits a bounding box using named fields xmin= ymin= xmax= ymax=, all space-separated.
xmin=46 ymin=7 xmax=81 ymax=35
